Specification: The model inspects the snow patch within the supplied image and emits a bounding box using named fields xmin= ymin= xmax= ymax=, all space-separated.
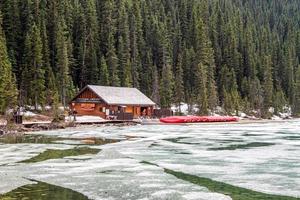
xmin=72 ymin=116 xmax=106 ymax=123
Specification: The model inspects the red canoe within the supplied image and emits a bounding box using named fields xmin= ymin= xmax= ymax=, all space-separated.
xmin=160 ymin=116 xmax=239 ymax=124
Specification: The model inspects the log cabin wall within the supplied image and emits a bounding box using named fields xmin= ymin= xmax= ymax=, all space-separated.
xmin=72 ymin=103 xmax=106 ymax=118
xmin=78 ymin=88 xmax=98 ymax=99
xmin=71 ymin=88 xmax=107 ymax=117
xmin=71 ymin=103 xmax=154 ymax=119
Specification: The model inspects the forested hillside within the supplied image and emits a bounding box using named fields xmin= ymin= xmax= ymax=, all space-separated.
xmin=1 ymin=0 xmax=300 ymax=117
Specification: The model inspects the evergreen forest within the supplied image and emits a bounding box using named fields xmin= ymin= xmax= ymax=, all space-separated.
xmin=1 ymin=0 xmax=300 ymax=117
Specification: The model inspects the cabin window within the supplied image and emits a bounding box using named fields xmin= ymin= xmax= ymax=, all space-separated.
xmin=126 ymin=106 xmax=133 ymax=113
xmin=100 ymin=107 xmax=106 ymax=112
xmin=80 ymin=103 xmax=95 ymax=110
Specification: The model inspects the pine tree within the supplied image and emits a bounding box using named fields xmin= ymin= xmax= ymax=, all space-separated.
xmin=151 ymin=65 xmax=160 ymax=105
xmin=98 ymin=0 xmax=114 ymax=55
xmin=284 ymin=47 xmax=296 ymax=105
xmin=249 ymin=77 xmax=263 ymax=116
xmin=98 ymin=56 xmax=109 ymax=86
xmin=195 ymin=63 xmax=208 ymax=115
xmin=81 ymin=0 xmax=99 ymax=85
xmin=32 ymin=24 xmax=46 ymax=109
xmin=41 ymin=18 xmax=58 ymax=106
xmin=220 ymin=67 xmax=240 ymax=115
xmin=160 ymin=63 xmax=174 ymax=108
xmin=46 ymin=67 xmax=58 ymax=106
xmin=230 ymin=68 xmax=241 ymax=115
xmin=140 ymin=50 xmax=153 ymax=96
xmin=195 ymin=16 xmax=218 ymax=112
xmin=131 ymin=0 xmax=144 ymax=88
xmin=293 ymin=66 xmax=300 ymax=116
xmin=55 ymin=18 xmax=74 ymax=107
xmin=116 ymin=0 xmax=131 ymax=87
xmin=173 ymin=50 xmax=184 ymax=113
xmin=106 ymin=32 xmax=120 ymax=86
xmin=223 ymin=86 xmax=232 ymax=114
xmin=273 ymin=86 xmax=287 ymax=115
xmin=118 ymin=37 xmax=132 ymax=87
xmin=22 ymin=23 xmax=46 ymax=109
xmin=262 ymin=55 xmax=274 ymax=117
xmin=0 ymin=12 xmax=18 ymax=113
xmin=129 ymin=8 xmax=140 ymax=88
xmin=1 ymin=0 xmax=22 ymax=82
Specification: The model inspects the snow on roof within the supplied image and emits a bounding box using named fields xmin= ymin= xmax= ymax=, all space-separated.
xmin=81 ymin=85 xmax=156 ymax=106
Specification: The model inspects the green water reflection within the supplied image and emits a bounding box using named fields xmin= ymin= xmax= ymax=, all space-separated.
xmin=0 ymin=180 xmax=89 ymax=200
xmin=165 ymin=168 xmax=299 ymax=200
xmin=0 ymin=135 xmax=120 ymax=146
xmin=141 ymin=161 xmax=299 ymax=200
xmin=20 ymin=147 xmax=100 ymax=163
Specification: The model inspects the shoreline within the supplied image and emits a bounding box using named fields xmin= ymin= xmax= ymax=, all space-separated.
xmin=0 ymin=120 xmax=140 ymax=136
xmin=0 ymin=118 xmax=297 ymax=137
xmin=142 ymin=118 xmax=296 ymax=126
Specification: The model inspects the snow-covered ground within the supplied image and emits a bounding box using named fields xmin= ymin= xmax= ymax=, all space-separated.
xmin=171 ymin=103 xmax=293 ymax=120
xmin=0 ymin=120 xmax=300 ymax=199
xmin=67 ymin=115 xmax=107 ymax=123
xmin=0 ymin=119 xmax=6 ymax=126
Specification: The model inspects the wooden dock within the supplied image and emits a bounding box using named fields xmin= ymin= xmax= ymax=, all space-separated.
xmin=22 ymin=120 xmax=140 ymax=128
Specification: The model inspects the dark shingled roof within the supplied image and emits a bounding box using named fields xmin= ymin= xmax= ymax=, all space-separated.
xmin=74 ymin=85 xmax=156 ymax=106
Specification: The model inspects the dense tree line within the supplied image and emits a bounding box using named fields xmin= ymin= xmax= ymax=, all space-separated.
xmin=1 ymin=0 xmax=300 ymax=117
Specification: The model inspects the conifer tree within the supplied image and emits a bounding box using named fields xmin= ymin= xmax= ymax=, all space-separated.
xmin=284 ymin=47 xmax=296 ymax=104
xmin=22 ymin=23 xmax=46 ymax=109
xmin=116 ymin=0 xmax=131 ymax=87
xmin=81 ymin=0 xmax=99 ymax=85
xmin=223 ymin=87 xmax=231 ymax=114
xmin=40 ymin=19 xmax=58 ymax=106
xmin=0 ymin=12 xmax=17 ymax=113
xmin=196 ymin=63 xmax=208 ymax=115
xmin=140 ymin=51 xmax=153 ymax=96
xmin=273 ymin=86 xmax=287 ymax=115
xmin=173 ymin=50 xmax=184 ymax=113
xmin=229 ymin=69 xmax=241 ymax=115
xmin=195 ymin=17 xmax=218 ymax=112
xmin=129 ymin=9 xmax=140 ymax=88
xmin=151 ymin=65 xmax=160 ymax=105
xmin=293 ymin=66 xmax=300 ymax=116
xmin=1 ymin=0 xmax=22 ymax=81
xmin=131 ymin=0 xmax=144 ymax=88
xmin=160 ymin=63 xmax=174 ymax=108
xmin=106 ymin=32 xmax=120 ymax=86
xmin=55 ymin=18 xmax=74 ymax=107
xmin=221 ymin=67 xmax=240 ymax=114
xmin=98 ymin=0 xmax=114 ymax=55
xmin=249 ymin=77 xmax=263 ymax=115
xmin=99 ymin=56 xmax=109 ymax=86
xmin=262 ymin=55 xmax=274 ymax=117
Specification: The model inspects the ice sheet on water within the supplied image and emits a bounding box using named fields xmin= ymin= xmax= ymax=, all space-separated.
xmin=1 ymin=120 xmax=300 ymax=199
xmin=0 ymin=148 xmax=230 ymax=200
xmin=95 ymin=121 xmax=300 ymax=197
xmin=0 ymin=143 xmax=73 ymax=165
xmin=30 ymin=125 xmax=131 ymax=140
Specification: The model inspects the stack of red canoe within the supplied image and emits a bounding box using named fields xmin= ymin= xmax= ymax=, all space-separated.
xmin=160 ymin=116 xmax=238 ymax=124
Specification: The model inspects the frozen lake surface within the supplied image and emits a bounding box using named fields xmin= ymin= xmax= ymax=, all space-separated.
xmin=0 ymin=120 xmax=300 ymax=199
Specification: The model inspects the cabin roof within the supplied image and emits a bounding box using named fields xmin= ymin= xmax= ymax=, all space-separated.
xmin=73 ymin=85 xmax=156 ymax=106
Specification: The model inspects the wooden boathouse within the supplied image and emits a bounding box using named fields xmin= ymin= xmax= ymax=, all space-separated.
xmin=70 ymin=85 xmax=156 ymax=119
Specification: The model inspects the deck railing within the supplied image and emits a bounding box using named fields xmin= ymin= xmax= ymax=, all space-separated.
xmin=116 ymin=112 xmax=134 ymax=121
